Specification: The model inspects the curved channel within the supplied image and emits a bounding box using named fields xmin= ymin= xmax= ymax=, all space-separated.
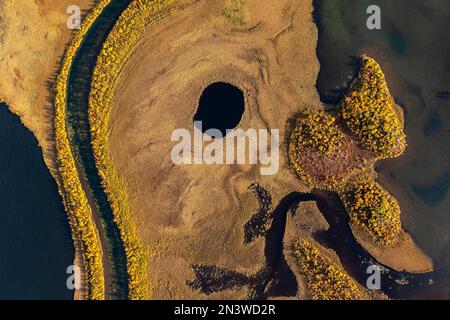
xmin=66 ymin=0 xmax=132 ymax=299
xmin=263 ymin=190 xmax=439 ymax=300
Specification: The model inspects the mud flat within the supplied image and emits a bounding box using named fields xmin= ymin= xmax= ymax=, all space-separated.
xmin=351 ymin=225 xmax=432 ymax=274
xmin=0 ymin=0 xmax=92 ymax=171
xmin=105 ymin=0 xmax=320 ymax=299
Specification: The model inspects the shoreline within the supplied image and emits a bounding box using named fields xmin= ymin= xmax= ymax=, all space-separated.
xmin=52 ymin=0 xmax=115 ymax=299
xmin=310 ymin=0 xmax=434 ymax=289
xmin=88 ymin=0 xmax=179 ymax=299
xmin=0 ymin=0 xmax=95 ymax=299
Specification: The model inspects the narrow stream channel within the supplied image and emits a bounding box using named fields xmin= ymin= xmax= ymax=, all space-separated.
xmin=66 ymin=0 xmax=132 ymax=299
xmin=260 ymin=191 xmax=438 ymax=300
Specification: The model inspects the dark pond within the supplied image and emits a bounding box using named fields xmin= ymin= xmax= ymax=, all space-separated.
xmin=194 ymin=82 xmax=245 ymax=136
xmin=0 ymin=103 xmax=74 ymax=299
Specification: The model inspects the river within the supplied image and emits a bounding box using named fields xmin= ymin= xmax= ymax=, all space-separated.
xmin=0 ymin=103 xmax=74 ymax=299
xmin=66 ymin=0 xmax=132 ymax=299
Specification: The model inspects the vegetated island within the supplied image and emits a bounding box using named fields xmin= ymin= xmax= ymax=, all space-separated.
xmin=288 ymin=55 xmax=433 ymax=274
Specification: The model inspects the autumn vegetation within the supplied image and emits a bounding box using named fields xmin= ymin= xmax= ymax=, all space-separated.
xmin=288 ymin=56 xmax=406 ymax=188
xmin=340 ymin=181 xmax=401 ymax=246
xmin=290 ymin=109 xmax=345 ymax=158
xmin=339 ymin=55 xmax=406 ymax=159
xmin=53 ymin=0 xmax=112 ymax=300
xmin=89 ymin=0 xmax=174 ymax=299
xmin=288 ymin=55 xmax=406 ymax=248
xmin=288 ymin=109 xmax=370 ymax=190
xmin=293 ymin=238 xmax=368 ymax=300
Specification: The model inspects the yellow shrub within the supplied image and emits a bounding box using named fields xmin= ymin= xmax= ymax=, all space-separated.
xmin=339 ymin=55 xmax=406 ymax=159
xmin=293 ymin=238 xmax=367 ymax=300
xmin=89 ymin=0 xmax=175 ymax=299
xmin=340 ymin=181 xmax=402 ymax=246
xmin=288 ymin=109 xmax=362 ymax=190
xmin=54 ymin=0 xmax=111 ymax=299
xmin=290 ymin=109 xmax=345 ymax=157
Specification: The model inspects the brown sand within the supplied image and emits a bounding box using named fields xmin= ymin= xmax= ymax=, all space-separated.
xmin=351 ymin=225 xmax=433 ymax=274
xmin=282 ymin=201 xmax=329 ymax=300
xmin=0 ymin=0 xmax=92 ymax=172
xmin=106 ymin=0 xmax=433 ymax=299
xmin=108 ymin=0 xmax=319 ymax=299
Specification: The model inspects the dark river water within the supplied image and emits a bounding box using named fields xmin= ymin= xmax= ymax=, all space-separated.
xmin=314 ymin=0 xmax=450 ymax=299
xmin=66 ymin=0 xmax=132 ymax=299
xmin=0 ymin=104 xmax=74 ymax=299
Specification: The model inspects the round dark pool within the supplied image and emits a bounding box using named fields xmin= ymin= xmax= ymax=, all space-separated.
xmin=194 ymin=82 xmax=245 ymax=136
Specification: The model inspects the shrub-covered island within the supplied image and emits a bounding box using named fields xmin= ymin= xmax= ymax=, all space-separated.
xmin=288 ymin=55 xmax=419 ymax=254
xmin=339 ymin=55 xmax=406 ymax=159
xmin=293 ymin=237 xmax=369 ymax=300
